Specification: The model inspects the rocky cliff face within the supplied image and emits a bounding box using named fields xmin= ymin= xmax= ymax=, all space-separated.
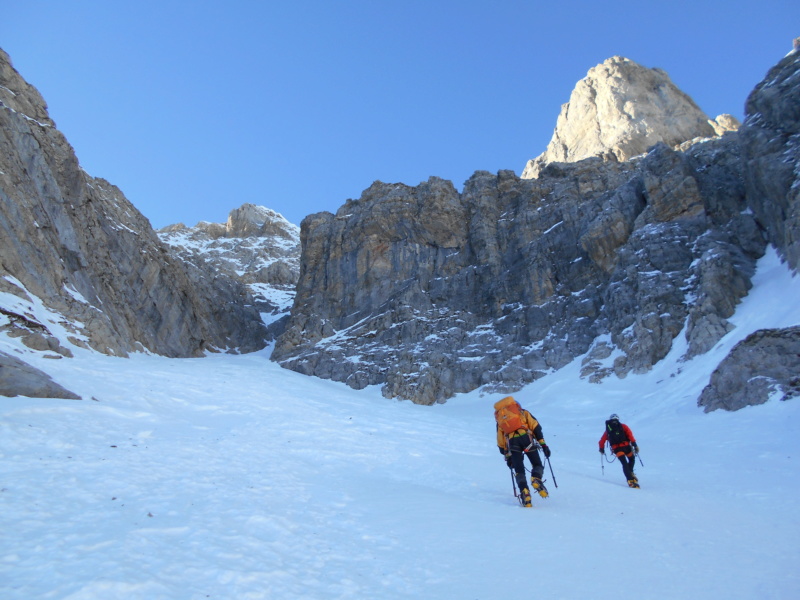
xmin=158 ymin=204 xmax=300 ymax=337
xmin=694 ymin=49 xmax=800 ymax=411
xmin=0 ymin=48 xmax=269 ymax=395
xmin=521 ymin=57 xmax=740 ymax=179
xmin=273 ymin=50 xmax=800 ymax=406
xmin=739 ymin=50 xmax=800 ymax=269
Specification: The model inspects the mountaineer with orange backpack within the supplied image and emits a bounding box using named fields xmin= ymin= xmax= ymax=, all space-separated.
xmin=494 ymin=396 xmax=552 ymax=507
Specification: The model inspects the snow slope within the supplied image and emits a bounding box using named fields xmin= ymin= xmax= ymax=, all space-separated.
xmin=1 ymin=247 xmax=799 ymax=599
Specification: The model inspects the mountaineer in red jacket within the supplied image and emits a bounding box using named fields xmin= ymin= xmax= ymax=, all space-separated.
xmin=599 ymin=414 xmax=640 ymax=488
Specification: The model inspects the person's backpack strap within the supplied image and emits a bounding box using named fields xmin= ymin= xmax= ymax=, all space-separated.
xmin=605 ymin=419 xmax=628 ymax=446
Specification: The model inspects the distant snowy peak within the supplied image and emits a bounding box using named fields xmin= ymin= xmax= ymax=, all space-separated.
xmin=158 ymin=204 xmax=301 ymax=320
xmin=160 ymin=203 xmax=299 ymax=242
xmin=226 ymin=203 xmax=299 ymax=239
xmin=521 ymin=56 xmax=740 ymax=179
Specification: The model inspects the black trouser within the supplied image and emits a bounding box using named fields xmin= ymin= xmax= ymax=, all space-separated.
xmin=613 ymin=444 xmax=636 ymax=480
xmin=508 ymin=433 xmax=544 ymax=493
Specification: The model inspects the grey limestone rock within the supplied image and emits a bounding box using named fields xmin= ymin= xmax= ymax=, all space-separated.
xmin=521 ymin=56 xmax=724 ymax=179
xmin=0 ymin=48 xmax=269 ymax=368
xmin=697 ymin=327 xmax=800 ymax=412
xmin=158 ymin=203 xmax=300 ymax=338
xmin=738 ymin=49 xmax=800 ymax=271
xmin=692 ymin=48 xmax=800 ymax=412
xmin=0 ymin=350 xmax=80 ymax=399
xmin=274 ymin=137 xmax=762 ymax=402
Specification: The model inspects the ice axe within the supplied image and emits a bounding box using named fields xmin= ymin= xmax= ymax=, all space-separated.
xmin=509 ymin=466 xmax=523 ymax=506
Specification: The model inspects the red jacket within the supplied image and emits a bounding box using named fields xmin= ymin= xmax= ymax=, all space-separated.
xmin=598 ymin=423 xmax=636 ymax=451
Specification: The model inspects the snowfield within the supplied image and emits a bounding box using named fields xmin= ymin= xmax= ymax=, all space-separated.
xmin=1 ymin=248 xmax=799 ymax=599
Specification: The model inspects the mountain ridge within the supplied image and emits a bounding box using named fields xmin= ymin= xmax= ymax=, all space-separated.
xmin=2 ymin=47 xmax=798 ymax=408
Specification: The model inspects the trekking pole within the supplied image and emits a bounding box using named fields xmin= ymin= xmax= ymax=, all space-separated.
xmin=546 ymin=456 xmax=558 ymax=488
xmin=601 ymin=450 xmax=605 ymax=476
xmin=636 ymin=451 xmax=645 ymax=468
xmin=509 ymin=466 xmax=522 ymax=505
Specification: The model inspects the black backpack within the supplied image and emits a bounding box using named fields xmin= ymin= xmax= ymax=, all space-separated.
xmin=605 ymin=419 xmax=628 ymax=445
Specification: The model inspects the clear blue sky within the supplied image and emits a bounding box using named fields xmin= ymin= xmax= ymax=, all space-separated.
xmin=3 ymin=1 xmax=797 ymax=229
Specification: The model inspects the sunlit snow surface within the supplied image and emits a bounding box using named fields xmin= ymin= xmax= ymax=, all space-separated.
xmin=1 ymin=247 xmax=799 ymax=599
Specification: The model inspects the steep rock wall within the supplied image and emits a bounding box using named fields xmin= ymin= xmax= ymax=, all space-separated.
xmin=274 ymin=136 xmax=763 ymax=403
xmin=694 ymin=49 xmax=800 ymax=412
xmin=0 ymin=48 xmax=268 ymax=365
xmin=739 ymin=50 xmax=800 ymax=270
xmin=521 ymin=56 xmax=738 ymax=179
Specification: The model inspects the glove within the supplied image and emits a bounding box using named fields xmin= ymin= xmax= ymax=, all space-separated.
xmin=599 ymin=447 xmax=605 ymax=454
xmin=540 ymin=443 xmax=551 ymax=458
xmin=633 ymin=443 xmax=639 ymax=454
xmin=504 ymin=455 xmax=512 ymax=468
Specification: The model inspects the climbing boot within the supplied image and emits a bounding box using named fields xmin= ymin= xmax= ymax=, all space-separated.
xmin=627 ymin=479 xmax=640 ymax=488
xmin=531 ymin=477 xmax=549 ymax=498
xmin=521 ymin=488 xmax=532 ymax=507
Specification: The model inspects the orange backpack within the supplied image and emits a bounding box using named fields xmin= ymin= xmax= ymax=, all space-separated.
xmin=494 ymin=396 xmax=527 ymax=435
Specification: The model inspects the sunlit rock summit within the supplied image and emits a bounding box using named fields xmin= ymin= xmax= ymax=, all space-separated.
xmin=521 ymin=56 xmax=740 ymax=179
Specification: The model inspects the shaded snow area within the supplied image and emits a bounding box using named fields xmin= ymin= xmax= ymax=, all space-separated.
xmin=2 ymin=248 xmax=799 ymax=599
